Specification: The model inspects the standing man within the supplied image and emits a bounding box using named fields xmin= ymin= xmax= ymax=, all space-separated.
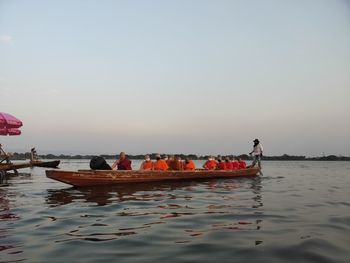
xmin=249 ymin=139 xmax=263 ymax=169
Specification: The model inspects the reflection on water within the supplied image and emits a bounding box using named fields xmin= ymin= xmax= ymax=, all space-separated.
xmin=0 ymin=187 xmax=23 ymax=260
xmin=43 ymin=178 xmax=264 ymax=247
xmin=46 ymin=181 xmax=197 ymax=206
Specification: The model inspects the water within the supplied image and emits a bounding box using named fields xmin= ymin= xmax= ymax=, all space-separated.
xmin=1 ymin=160 xmax=349 ymax=263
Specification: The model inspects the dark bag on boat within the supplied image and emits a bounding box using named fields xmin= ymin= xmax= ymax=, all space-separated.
xmin=90 ymin=156 xmax=112 ymax=170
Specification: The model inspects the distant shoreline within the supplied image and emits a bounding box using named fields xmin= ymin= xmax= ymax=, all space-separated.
xmin=8 ymin=152 xmax=350 ymax=161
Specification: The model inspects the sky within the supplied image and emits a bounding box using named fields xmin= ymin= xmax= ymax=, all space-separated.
xmin=0 ymin=0 xmax=350 ymax=156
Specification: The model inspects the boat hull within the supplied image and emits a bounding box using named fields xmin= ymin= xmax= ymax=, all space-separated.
xmin=0 ymin=162 xmax=32 ymax=171
xmin=31 ymin=160 xmax=60 ymax=168
xmin=46 ymin=168 xmax=260 ymax=187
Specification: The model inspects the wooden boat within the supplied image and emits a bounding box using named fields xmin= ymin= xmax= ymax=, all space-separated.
xmin=31 ymin=160 xmax=60 ymax=168
xmin=0 ymin=160 xmax=60 ymax=172
xmin=0 ymin=162 xmax=32 ymax=172
xmin=46 ymin=167 xmax=260 ymax=187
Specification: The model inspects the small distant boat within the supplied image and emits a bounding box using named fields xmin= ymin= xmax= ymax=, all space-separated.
xmin=31 ymin=160 xmax=60 ymax=168
xmin=29 ymin=147 xmax=60 ymax=168
xmin=46 ymin=167 xmax=260 ymax=187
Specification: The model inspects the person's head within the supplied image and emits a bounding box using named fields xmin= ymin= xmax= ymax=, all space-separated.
xmin=119 ymin=152 xmax=126 ymax=160
xmin=185 ymin=157 xmax=190 ymax=163
xmin=163 ymin=155 xmax=168 ymax=160
xmin=156 ymin=154 xmax=161 ymax=161
xmin=144 ymin=154 xmax=150 ymax=161
xmin=225 ymin=156 xmax=230 ymax=162
xmin=253 ymin=139 xmax=260 ymax=145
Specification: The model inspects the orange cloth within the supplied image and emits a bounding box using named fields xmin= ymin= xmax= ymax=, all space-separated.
xmin=203 ymin=160 xmax=217 ymax=170
xmin=238 ymin=160 xmax=247 ymax=169
xmin=183 ymin=160 xmax=196 ymax=170
xmin=141 ymin=160 xmax=153 ymax=170
xmin=225 ymin=161 xmax=233 ymax=170
xmin=153 ymin=159 xmax=169 ymax=171
xmin=231 ymin=161 xmax=240 ymax=170
xmin=217 ymin=162 xmax=226 ymax=170
xmin=168 ymin=160 xmax=182 ymax=170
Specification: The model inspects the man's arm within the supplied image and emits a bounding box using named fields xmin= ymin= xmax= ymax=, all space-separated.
xmin=111 ymin=160 xmax=119 ymax=169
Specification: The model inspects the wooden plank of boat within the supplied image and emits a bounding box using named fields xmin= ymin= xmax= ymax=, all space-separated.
xmin=46 ymin=168 xmax=260 ymax=187
xmin=0 ymin=162 xmax=32 ymax=172
xmin=31 ymin=160 xmax=60 ymax=168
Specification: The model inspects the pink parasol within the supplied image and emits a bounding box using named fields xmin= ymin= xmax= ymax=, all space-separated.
xmin=0 ymin=112 xmax=23 ymax=136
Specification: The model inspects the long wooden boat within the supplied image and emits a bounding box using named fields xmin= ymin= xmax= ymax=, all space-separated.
xmin=31 ymin=160 xmax=60 ymax=168
xmin=0 ymin=162 xmax=32 ymax=172
xmin=46 ymin=167 xmax=260 ymax=187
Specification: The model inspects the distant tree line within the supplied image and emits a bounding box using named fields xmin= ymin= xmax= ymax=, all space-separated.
xmin=7 ymin=152 xmax=350 ymax=161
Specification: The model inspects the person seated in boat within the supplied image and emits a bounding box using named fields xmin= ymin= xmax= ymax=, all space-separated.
xmin=224 ymin=156 xmax=233 ymax=170
xmin=231 ymin=157 xmax=240 ymax=170
xmin=216 ymin=156 xmax=226 ymax=170
xmin=163 ymin=155 xmax=169 ymax=163
xmin=203 ymin=156 xmax=217 ymax=170
xmin=166 ymin=155 xmax=174 ymax=166
xmin=168 ymin=155 xmax=183 ymax=170
xmin=153 ymin=154 xmax=169 ymax=170
xmin=183 ymin=158 xmax=196 ymax=170
xmin=237 ymin=157 xmax=247 ymax=169
xmin=112 ymin=152 xmax=132 ymax=170
xmin=139 ymin=154 xmax=153 ymax=170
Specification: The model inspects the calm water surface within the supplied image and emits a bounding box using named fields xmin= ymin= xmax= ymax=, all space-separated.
xmin=1 ymin=160 xmax=349 ymax=263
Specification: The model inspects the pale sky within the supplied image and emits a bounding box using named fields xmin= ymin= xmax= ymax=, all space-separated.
xmin=1 ymin=0 xmax=350 ymax=156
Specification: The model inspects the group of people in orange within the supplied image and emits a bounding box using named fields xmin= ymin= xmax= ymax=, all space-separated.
xmin=111 ymin=152 xmax=247 ymax=171
xmin=140 ymin=154 xmax=196 ymax=171
xmin=111 ymin=139 xmax=262 ymax=171
xmin=139 ymin=154 xmax=246 ymax=171
xmin=203 ymin=155 xmax=246 ymax=170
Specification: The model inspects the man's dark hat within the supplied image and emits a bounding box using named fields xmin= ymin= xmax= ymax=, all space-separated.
xmin=253 ymin=139 xmax=259 ymax=142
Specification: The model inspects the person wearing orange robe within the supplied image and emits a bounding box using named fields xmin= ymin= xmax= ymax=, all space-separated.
xmin=166 ymin=155 xmax=174 ymax=166
xmin=203 ymin=156 xmax=217 ymax=170
xmin=153 ymin=154 xmax=169 ymax=171
xmin=216 ymin=157 xmax=226 ymax=170
xmin=231 ymin=157 xmax=240 ymax=170
xmin=183 ymin=158 xmax=196 ymax=170
xmin=168 ymin=156 xmax=183 ymax=170
xmin=238 ymin=158 xmax=247 ymax=169
xmin=139 ymin=154 xmax=154 ymax=170
xmin=224 ymin=157 xmax=233 ymax=170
